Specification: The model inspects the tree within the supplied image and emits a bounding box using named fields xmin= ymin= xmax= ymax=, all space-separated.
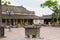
xmin=0 ymin=0 xmax=10 ymax=37
xmin=0 ymin=0 xmax=10 ymax=25
xmin=2 ymin=0 xmax=10 ymax=6
xmin=40 ymin=0 xmax=60 ymax=24
xmin=0 ymin=0 xmax=2 ymax=25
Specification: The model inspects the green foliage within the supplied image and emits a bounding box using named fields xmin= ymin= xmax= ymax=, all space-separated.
xmin=2 ymin=1 xmax=11 ymax=6
xmin=41 ymin=0 xmax=58 ymax=8
xmin=57 ymin=8 xmax=60 ymax=13
xmin=51 ymin=13 xmax=55 ymax=19
xmin=40 ymin=0 xmax=60 ymax=24
xmin=58 ymin=13 xmax=60 ymax=19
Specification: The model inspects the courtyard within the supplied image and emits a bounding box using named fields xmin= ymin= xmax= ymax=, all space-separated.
xmin=0 ymin=26 xmax=60 ymax=40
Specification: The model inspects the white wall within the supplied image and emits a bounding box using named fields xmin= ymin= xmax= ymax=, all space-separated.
xmin=33 ymin=19 xmax=44 ymax=24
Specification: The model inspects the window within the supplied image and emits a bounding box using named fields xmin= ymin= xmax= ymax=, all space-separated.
xmin=5 ymin=9 xmax=14 ymax=14
xmin=6 ymin=9 xmax=9 ymax=14
xmin=10 ymin=9 xmax=14 ymax=14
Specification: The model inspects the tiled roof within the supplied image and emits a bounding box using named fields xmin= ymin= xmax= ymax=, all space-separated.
xmin=1 ymin=5 xmax=41 ymax=19
xmin=42 ymin=15 xmax=51 ymax=19
xmin=2 ymin=5 xmax=34 ymax=14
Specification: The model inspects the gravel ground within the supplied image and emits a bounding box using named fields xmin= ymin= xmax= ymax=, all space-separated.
xmin=0 ymin=26 xmax=60 ymax=40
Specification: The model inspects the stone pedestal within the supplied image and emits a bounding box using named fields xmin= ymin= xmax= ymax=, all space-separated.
xmin=25 ymin=28 xmax=40 ymax=38
xmin=24 ymin=25 xmax=41 ymax=38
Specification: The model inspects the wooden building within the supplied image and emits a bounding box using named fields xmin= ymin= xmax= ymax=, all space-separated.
xmin=1 ymin=5 xmax=40 ymax=27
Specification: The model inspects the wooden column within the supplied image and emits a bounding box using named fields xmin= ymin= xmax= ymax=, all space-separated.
xmin=27 ymin=19 xmax=30 ymax=25
xmin=20 ymin=19 xmax=24 ymax=25
xmin=22 ymin=19 xmax=24 ymax=25
xmin=16 ymin=19 xmax=18 ymax=25
xmin=20 ymin=19 xmax=22 ymax=25
xmin=5 ymin=19 xmax=7 ymax=25
xmin=19 ymin=19 xmax=21 ymax=25
xmin=28 ymin=20 xmax=30 ymax=25
xmin=7 ymin=19 xmax=9 ymax=25
xmin=13 ymin=19 xmax=15 ymax=25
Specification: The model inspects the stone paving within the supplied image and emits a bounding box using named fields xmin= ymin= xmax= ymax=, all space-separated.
xmin=0 ymin=28 xmax=25 ymax=40
xmin=0 ymin=26 xmax=60 ymax=40
xmin=40 ymin=26 xmax=60 ymax=40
